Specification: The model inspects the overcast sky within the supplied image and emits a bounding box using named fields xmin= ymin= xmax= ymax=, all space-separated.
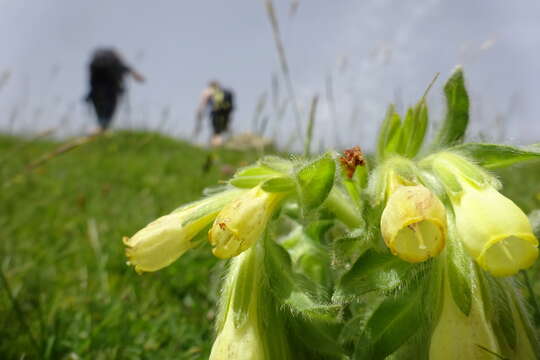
xmin=0 ymin=0 xmax=539 ymax=150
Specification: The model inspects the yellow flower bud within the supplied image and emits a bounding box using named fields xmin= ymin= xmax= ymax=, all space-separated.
xmin=453 ymin=184 xmax=538 ymax=277
xmin=209 ymin=303 xmax=265 ymax=360
xmin=210 ymin=247 xmax=270 ymax=360
xmin=124 ymin=190 xmax=243 ymax=273
xmin=429 ymin=274 xmax=501 ymax=360
xmin=209 ymin=186 xmax=285 ymax=259
xmin=380 ymin=185 xmax=447 ymax=263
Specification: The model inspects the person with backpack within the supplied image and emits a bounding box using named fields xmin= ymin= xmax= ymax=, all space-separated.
xmin=195 ymin=80 xmax=235 ymax=146
xmin=86 ymin=47 xmax=145 ymax=132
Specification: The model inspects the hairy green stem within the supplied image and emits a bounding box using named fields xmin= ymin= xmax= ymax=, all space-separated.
xmin=324 ymin=188 xmax=363 ymax=229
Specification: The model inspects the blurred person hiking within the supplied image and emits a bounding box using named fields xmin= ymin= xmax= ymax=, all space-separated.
xmin=195 ymin=81 xmax=235 ymax=147
xmin=85 ymin=47 xmax=145 ymax=132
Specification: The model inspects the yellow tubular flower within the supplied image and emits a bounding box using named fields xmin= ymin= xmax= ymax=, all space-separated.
xmin=209 ymin=297 xmax=265 ymax=360
xmin=209 ymin=247 xmax=268 ymax=360
xmin=429 ymin=272 xmax=501 ymax=360
xmin=124 ymin=189 xmax=243 ymax=273
xmin=381 ymin=185 xmax=447 ymax=263
xmin=209 ymin=186 xmax=286 ymax=259
xmin=452 ymin=184 xmax=538 ymax=277
xmin=210 ymin=244 xmax=294 ymax=360
xmin=381 ymin=185 xmax=446 ymax=263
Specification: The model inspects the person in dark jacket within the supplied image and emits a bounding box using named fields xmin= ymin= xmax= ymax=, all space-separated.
xmin=86 ymin=48 xmax=144 ymax=131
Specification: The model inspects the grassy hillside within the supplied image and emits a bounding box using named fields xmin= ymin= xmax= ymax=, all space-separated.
xmin=1 ymin=131 xmax=539 ymax=359
xmin=0 ymin=131 xmax=263 ymax=360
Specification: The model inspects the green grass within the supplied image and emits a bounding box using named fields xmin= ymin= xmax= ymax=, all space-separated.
xmin=1 ymin=131 xmax=539 ymax=359
xmin=0 ymin=131 xmax=263 ymax=360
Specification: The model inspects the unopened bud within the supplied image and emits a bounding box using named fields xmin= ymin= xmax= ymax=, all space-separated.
xmin=429 ymin=274 xmax=501 ymax=359
xmin=209 ymin=186 xmax=285 ymax=259
xmin=124 ymin=189 xmax=243 ymax=273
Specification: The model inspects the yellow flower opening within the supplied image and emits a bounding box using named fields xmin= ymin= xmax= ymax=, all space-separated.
xmin=381 ymin=185 xmax=447 ymax=263
xmin=209 ymin=186 xmax=286 ymax=259
xmin=124 ymin=189 xmax=243 ymax=273
xmin=453 ymin=185 xmax=538 ymax=277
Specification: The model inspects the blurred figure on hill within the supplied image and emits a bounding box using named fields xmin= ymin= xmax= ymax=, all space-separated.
xmin=86 ymin=48 xmax=145 ymax=132
xmin=195 ymin=80 xmax=235 ymax=147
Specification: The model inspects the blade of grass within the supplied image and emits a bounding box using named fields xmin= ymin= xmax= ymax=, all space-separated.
xmin=0 ymin=266 xmax=41 ymax=356
xmin=303 ymin=95 xmax=319 ymax=157
xmin=264 ymin=0 xmax=303 ymax=143
xmin=4 ymin=132 xmax=101 ymax=186
xmin=326 ymin=73 xmax=341 ymax=148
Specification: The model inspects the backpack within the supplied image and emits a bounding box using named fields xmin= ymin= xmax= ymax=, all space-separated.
xmin=211 ymin=88 xmax=234 ymax=112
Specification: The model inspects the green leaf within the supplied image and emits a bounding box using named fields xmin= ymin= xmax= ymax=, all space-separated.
xmin=451 ymin=143 xmax=540 ymax=169
xmin=229 ymin=164 xmax=281 ymax=188
xmin=401 ymin=101 xmax=429 ymax=158
xmin=261 ymin=176 xmax=296 ymax=193
xmin=431 ymin=160 xmax=462 ymax=196
xmin=339 ymin=314 xmax=367 ymax=349
xmin=337 ymin=250 xmax=415 ymax=299
xmin=280 ymin=224 xmax=333 ymax=288
xmin=476 ymin=271 xmax=517 ymax=352
xmin=507 ymin=284 xmax=540 ymax=356
xmin=493 ymin=283 xmax=517 ymax=351
xmin=304 ymin=220 xmax=334 ymax=244
xmin=340 ymin=156 xmax=368 ymax=211
xmin=332 ymin=230 xmax=367 ymax=271
xmin=259 ymin=155 xmax=293 ymax=173
xmin=446 ymin=225 xmax=472 ymax=316
xmin=384 ymin=113 xmax=404 ymax=157
xmin=264 ymin=235 xmax=337 ymax=318
xmin=377 ymin=104 xmax=402 ymax=160
xmin=433 ymin=67 xmax=469 ymax=148
xmin=295 ymin=154 xmax=336 ymax=210
xmin=354 ymin=283 xmax=423 ymax=360
xmin=352 ymin=160 xmax=369 ymax=188
xmin=288 ymin=313 xmax=345 ymax=359
xmin=231 ymin=248 xmax=257 ymax=326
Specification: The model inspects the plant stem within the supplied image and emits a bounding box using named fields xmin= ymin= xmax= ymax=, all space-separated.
xmin=324 ymin=188 xmax=363 ymax=229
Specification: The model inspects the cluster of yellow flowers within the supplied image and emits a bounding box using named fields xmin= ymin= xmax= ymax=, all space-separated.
xmin=379 ymin=152 xmax=538 ymax=277
xmin=122 ymin=148 xmax=539 ymax=359
xmin=375 ymin=152 xmax=539 ymax=358
xmin=121 ymin=68 xmax=540 ymax=359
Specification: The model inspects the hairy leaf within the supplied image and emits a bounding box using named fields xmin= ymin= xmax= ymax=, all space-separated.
xmin=288 ymin=312 xmax=345 ymax=359
xmin=354 ymin=283 xmax=423 ymax=360
xmin=401 ymin=101 xmax=429 ymax=158
xmin=259 ymin=155 xmax=294 ymax=173
xmin=337 ymin=250 xmax=415 ymax=298
xmin=264 ymin=235 xmax=337 ymax=318
xmin=452 ymin=143 xmax=540 ymax=169
xmin=296 ymin=154 xmax=336 ymax=210
xmin=229 ymin=164 xmax=281 ymax=188
xmin=261 ymin=176 xmax=296 ymax=192
xmin=376 ymin=104 xmax=402 ymax=160
xmin=446 ymin=227 xmax=472 ymax=316
xmin=476 ymin=271 xmax=517 ymax=352
xmin=433 ymin=67 xmax=469 ymax=148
